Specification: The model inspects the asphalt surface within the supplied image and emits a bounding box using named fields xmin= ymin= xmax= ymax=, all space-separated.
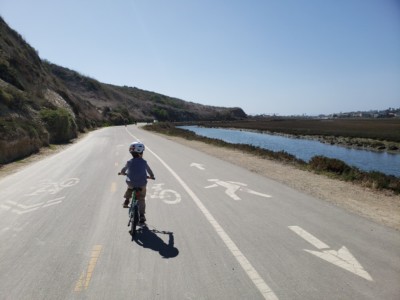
xmin=0 ymin=125 xmax=399 ymax=300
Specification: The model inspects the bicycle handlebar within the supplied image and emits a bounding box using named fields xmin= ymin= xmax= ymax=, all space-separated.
xmin=118 ymin=172 xmax=155 ymax=180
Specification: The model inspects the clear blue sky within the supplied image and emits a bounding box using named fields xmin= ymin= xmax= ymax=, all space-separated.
xmin=1 ymin=0 xmax=399 ymax=115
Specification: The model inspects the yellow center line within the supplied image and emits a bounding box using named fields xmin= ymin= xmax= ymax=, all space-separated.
xmin=74 ymin=245 xmax=103 ymax=292
xmin=111 ymin=182 xmax=117 ymax=193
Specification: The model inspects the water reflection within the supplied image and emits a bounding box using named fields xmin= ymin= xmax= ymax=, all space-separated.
xmin=179 ymin=126 xmax=400 ymax=177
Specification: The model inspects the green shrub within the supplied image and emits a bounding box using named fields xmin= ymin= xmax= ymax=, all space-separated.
xmin=309 ymin=156 xmax=352 ymax=175
xmin=0 ymin=62 xmax=24 ymax=90
xmin=152 ymin=107 xmax=169 ymax=121
xmin=108 ymin=112 xmax=125 ymax=125
xmin=0 ymin=117 xmax=49 ymax=164
xmin=0 ymin=89 xmax=13 ymax=107
xmin=360 ymin=171 xmax=400 ymax=193
xmin=0 ymin=86 xmax=29 ymax=110
xmin=40 ymin=108 xmax=77 ymax=143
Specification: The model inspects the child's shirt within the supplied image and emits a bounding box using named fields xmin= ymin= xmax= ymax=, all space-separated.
xmin=121 ymin=157 xmax=154 ymax=187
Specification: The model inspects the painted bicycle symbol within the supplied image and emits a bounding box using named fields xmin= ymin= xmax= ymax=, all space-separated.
xmin=25 ymin=178 xmax=80 ymax=196
xmin=149 ymin=183 xmax=181 ymax=204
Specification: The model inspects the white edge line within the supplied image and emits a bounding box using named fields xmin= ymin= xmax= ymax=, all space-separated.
xmin=128 ymin=130 xmax=279 ymax=300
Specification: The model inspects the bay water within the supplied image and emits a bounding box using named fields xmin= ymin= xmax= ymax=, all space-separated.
xmin=179 ymin=125 xmax=400 ymax=177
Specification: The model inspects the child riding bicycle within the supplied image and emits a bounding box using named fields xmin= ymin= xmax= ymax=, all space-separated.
xmin=119 ymin=142 xmax=155 ymax=223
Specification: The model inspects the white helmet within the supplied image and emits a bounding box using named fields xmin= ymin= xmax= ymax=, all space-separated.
xmin=129 ymin=142 xmax=145 ymax=154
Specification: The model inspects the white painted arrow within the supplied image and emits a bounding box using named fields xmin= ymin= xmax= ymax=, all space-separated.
xmin=289 ymin=225 xmax=373 ymax=281
xmin=190 ymin=163 xmax=205 ymax=170
xmin=2 ymin=197 xmax=65 ymax=215
xmin=7 ymin=200 xmax=44 ymax=210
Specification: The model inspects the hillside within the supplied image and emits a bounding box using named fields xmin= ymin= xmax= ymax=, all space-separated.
xmin=0 ymin=17 xmax=246 ymax=164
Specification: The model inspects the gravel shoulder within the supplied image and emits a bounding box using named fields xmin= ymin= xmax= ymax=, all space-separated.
xmin=1 ymin=130 xmax=399 ymax=231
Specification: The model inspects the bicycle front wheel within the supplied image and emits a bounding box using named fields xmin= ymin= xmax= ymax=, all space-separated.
xmin=131 ymin=206 xmax=139 ymax=237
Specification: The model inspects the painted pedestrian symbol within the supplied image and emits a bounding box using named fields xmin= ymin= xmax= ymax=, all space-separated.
xmin=204 ymin=179 xmax=271 ymax=200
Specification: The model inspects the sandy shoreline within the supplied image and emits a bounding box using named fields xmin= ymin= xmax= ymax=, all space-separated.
xmin=1 ymin=129 xmax=399 ymax=231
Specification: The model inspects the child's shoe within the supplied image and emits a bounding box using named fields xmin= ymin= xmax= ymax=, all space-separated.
xmin=123 ymin=199 xmax=129 ymax=208
xmin=139 ymin=214 xmax=146 ymax=223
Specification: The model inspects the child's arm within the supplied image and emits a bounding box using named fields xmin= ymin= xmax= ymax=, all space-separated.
xmin=118 ymin=162 xmax=128 ymax=175
xmin=146 ymin=164 xmax=155 ymax=179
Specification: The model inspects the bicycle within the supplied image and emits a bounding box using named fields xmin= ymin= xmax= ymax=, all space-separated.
xmin=118 ymin=173 xmax=155 ymax=237
xmin=127 ymin=186 xmax=141 ymax=237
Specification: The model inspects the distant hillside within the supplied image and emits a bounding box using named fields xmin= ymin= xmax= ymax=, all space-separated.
xmin=0 ymin=17 xmax=246 ymax=164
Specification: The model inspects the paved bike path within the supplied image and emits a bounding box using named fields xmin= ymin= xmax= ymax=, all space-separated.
xmin=0 ymin=125 xmax=399 ymax=299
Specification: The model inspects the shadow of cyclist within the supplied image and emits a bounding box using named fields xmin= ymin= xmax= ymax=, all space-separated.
xmin=133 ymin=226 xmax=179 ymax=258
